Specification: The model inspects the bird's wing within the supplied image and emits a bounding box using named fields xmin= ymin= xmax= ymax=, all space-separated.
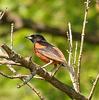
xmin=36 ymin=44 xmax=66 ymax=63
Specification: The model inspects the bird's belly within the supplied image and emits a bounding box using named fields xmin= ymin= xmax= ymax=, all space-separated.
xmin=35 ymin=50 xmax=50 ymax=63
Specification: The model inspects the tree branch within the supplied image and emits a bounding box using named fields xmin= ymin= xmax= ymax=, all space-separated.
xmin=67 ymin=22 xmax=79 ymax=92
xmin=88 ymin=74 xmax=99 ymax=100
xmin=0 ymin=71 xmax=28 ymax=79
xmin=0 ymin=60 xmax=21 ymax=66
xmin=0 ymin=58 xmax=45 ymax=100
xmin=77 ymin=0 xmax=90 ymax=92
xmin=67 ymin=22 xmax=72 ymax=66
xmin=1 ymin=44 xmax=87 ymax=100
xmin=10 ymin=22 xmax=14 ymax=50
xmin=0 ymin=8 xmax=7 ymax=20
xmin=73 ymin=41 xmax=78 ymax=65
xmin=0 ymin=70 xmax=45 ymax=100
xmin=26 ymin=82 xmax=45 ymax=100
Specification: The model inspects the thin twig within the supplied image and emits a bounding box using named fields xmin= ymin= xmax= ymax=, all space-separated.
xmin=77 ymin=0 xmax=90 ymax=92
xmin=0 ymin=8 xmax=7 ymax=20
xmin=26 ymin=82 xmax=45 ymax=100
xmin=66 ymin=23 xmax=79 ymax=92
xmin=0 ymin=55 xmax=9 ymax=60
xmin=0 ymin=71 xmax=45 ymax=100
xmin=0 ymin=60 xmax=21 ymax=66
xmin=66 ymin=50 xmax=77 ymax=65
xmin=0 ymin=63 xmax=45 ymax=100
xmin=88 ymin=74 xmax=99 ymax=100
xmin=17 ymin=76 xmax=45 ymax=100
xmin=68 ymin=22 xmax=73 ymax=66
xmin=73 ymin=42 xmax=78 ymax=65
xmin=7 ymin=22 xmax=15 ymax=72
xmin=10 ymin=23 xmax=14 ymax=50
xmin=0 ymin=71 xmax=28 ymax=79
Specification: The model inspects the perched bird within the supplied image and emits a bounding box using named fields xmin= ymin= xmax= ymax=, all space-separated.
xmin=26 ymin=34 xmax=67 ymax=76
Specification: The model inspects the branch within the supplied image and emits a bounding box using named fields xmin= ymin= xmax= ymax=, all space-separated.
xmin=1 ymin=44 xmax=87 ymax=100
xmin=26 ymin=82 xmax=45 ymax=100
xmin=88 ymin=74 xmax=99 ymax=100
xmin=0 ymin=70 xmax=45 ymax=100
xmin=0 ymin=55 xmax=45 ymax=100
xmin=67 ymin=22 xmax=72 ymax=66
xmin=10 ymin=23 xmax=14 ymax=49
xmin=73 ymin=41 xmax=78 ymax=65
xmin=0 ymin=8 xmax=7 ymax=20
xmin=0 ymin=71 xmax=28 ymax=79
xmin=0 ymin=55 xmax=9 ymax=60
xmin=0 ymin=60 xmax=21 ymax=66
xmin=67 ymin=23 xmax=79 ymax=92
xmin=0 ymin=48 xmax=45 ymax=99
xmin=77 ymin=0 xmax=90 ymax=92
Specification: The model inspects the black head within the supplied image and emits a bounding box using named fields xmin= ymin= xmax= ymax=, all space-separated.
xmin=26 ymin=34 xmax=46 ymax=43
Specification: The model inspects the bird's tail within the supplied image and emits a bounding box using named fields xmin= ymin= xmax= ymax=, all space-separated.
xmin=61 ymin=62 xmax=68 ymax=67
xmin=62 ymin=62 xmax=75 ymax=76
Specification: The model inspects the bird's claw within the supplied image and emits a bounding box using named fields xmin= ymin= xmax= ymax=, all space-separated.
xmin=29 ymin=56 xmax=32 ymax=61
xmin=25 ymin=56 xmax=32 ymax=61
xmin=49 ymin=72 xmax=55 ymax=77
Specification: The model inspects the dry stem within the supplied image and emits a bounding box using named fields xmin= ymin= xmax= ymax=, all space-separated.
xmin=67 ymin=23 xmax=79 ymax=92
xmin=0 ymin=71 xmax=28 ymax=79
xmin=77 ymin=0 xmax=90 ymax=92
xmin=73 ymin=42 xmax=78 ymax=65
xmin=68 ymin=22 xmax=72 ymax=65
xmin=10 ymin=23 xmax=14 ymax=50
xmin=88 ymin=74 xmax=99 ymax=100
xmin=0 ymin=60 xmax=21 ymax=66
xmin=0 ymin=8 xmax=7 ymax=20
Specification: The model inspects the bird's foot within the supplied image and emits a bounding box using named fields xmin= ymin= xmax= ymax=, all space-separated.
xmin=41 ymin=60 xmax=53 ymax=68
xmin=25 ymin=56 xmax=32 ymax=61
xmin=48 ymin=72 xmax=55 ymax=77
xmin=50 ymin=66 xmax=61 ymax=77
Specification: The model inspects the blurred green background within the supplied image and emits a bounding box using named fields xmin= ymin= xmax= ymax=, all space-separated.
xmin=0 ymin=0 xmax=99 ymax=100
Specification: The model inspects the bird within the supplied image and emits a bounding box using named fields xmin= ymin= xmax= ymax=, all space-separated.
xmin=26 ymin=34 xmax=67 ymax=76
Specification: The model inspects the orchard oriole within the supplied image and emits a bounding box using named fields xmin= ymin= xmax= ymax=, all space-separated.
xmin=26 ymin=34 xmax=67 ymax=76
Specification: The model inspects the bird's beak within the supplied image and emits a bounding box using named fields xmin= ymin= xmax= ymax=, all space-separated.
xmin=25 ymin=36 xmax=32 ymax=40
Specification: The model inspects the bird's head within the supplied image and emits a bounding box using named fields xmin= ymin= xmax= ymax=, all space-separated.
xmin=26 ymin=34 xmax=46 ymax=43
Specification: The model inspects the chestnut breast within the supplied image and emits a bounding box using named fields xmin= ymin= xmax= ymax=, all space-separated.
xmin=34 ymin=42 xmax=66 ymax=64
